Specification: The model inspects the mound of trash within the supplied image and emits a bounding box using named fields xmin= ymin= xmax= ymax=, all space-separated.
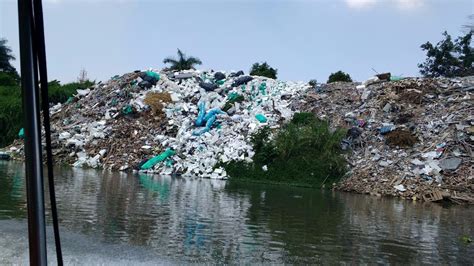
xmin=8 ymin=69 xmax=308 ymax=179
xmin=301 ymin=74 xmax=474 ymax=203
xmin=4 ymin=69 xmax=473 ymax=203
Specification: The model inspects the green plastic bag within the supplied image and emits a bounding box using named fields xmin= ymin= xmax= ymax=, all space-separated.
xmin=141 ymin=149 xmax=176 ymax=170
xmin=259 ymin=82 xmax=267 ymax=95
xmin=255 ymin=114 xmax=267 ymax=123
xmin=18 ymin=128 xmax=25 ymax=139
xmin=145 ymin=71 xmax=160 ymax=82
xmin=66 ymin=96 xmax=74 ymax=104
xmin=390 ymin=76 xmax=403 ymax=81
xmin=122 ymin=105 xmax=133 ymax=115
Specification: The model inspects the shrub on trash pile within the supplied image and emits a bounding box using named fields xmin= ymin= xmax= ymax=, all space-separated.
xmin=48 ymin=80 xmax=94 ymax=104
xmin=223 ymin=113 xmax=347 ymax=187
xmin=249 ymin=62 xmax=278 ymax=79
xmin=327 ymin=71 xmax=352 ymax=83
xmin=0 ymin=85 xmax=23 ymax=147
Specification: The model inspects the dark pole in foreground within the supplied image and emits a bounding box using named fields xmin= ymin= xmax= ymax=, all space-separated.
xmin=32 ymin=0 xmax=63 ymax=263
xmin=18 ymin=0 xmax=48 ymax=264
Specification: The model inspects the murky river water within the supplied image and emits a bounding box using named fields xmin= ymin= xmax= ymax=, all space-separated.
xmin=0 ymin=161 xmax=473 ymax=264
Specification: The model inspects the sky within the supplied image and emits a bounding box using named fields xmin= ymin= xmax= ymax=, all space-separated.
xmin=0 ymin=0 xmax=472 ymax=83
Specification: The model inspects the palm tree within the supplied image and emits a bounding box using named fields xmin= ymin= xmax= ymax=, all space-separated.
xmin=163 ymin=49 xmax=202 ymax=71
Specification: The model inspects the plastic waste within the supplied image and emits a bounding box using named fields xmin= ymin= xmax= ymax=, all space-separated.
xmin=203 ymin=108 xmax=225 ymax=122
xmin=175 ymin=73 xmax=194 ymax=79
xmin=193 ymin=108 xmax=225 ymax=136
xmin=232 ymin=76 xmax=253 ymax=87
xmin=18 ymin=128 xmax=25 ymax=139
xmin=394 ymin=184 xmax=406 ymax=192
xmin=122 ymin=105 xmax=133 ymax=115
xmin=196 ymin=102 xmax=206 ymax=126
xmin=199 ymin=82 xmax=218 ymax=91
xmin=380 ymin=125 xmax=395 ymax=134
xmin=259 ymin=82 xmax=267 ymax=95
xmin=141 ymin=148 xmax=176 ymax=170
xmin=390 ymin=75 xmax=403 ymax=81
xmin=255 ymin=114 xmax=267 ymax=123
xmin=229 ymin=70 xmax=244 ymax=77
xmin=193 ymin=115 xmax=217 ymax=136
xmin=214 ymin=72 xmax=225 ymax=81
xmin=66 ymin=96 xmax=74 ymax=104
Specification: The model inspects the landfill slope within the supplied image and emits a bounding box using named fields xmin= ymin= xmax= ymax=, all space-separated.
xmin=301 ymin=76 xmax=473 ymax=203
xmin=8 ymin=69 xmax=307 ymax=179
xmin=4 ymin=70 xmax=473 ymax=203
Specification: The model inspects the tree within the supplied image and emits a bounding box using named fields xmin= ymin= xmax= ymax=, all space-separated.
xmin=308 ymin=79 xmax=317 ymax=88
xmin=0 ymin=38 xmax=20 ymax=85
xmin=77 ymin=68 xmax=88 ymax=84
xmin=463 ymin=15 xmax=474 ymax=33
xmin=163 ymin=49 xmax=202 ymax=71
xmin=418 ymin=31 xmax=473 ymax=78
xmin=327 ymin=71 xmax=352 ymax=83
xmin=0 ymin=39 xmax=16 ymax=74
xmin=249 ymin=62 xmax=278 ymax=79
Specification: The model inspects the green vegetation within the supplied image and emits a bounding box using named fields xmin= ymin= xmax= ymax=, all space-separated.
xmin=48 ymin=80 xmax=94 ymax=104
xmin=163 ymin=49 xmax=202 ymax=71
xmin=418 ymin=31 xmax=473 ymax=78
xmin=327 ymin=71 xmax=352 ymax=83
xmin=0 ymin=85 xmax=23 ymax=147
xmin=0 ymin=37 xmax=94 ymax=147
xmin=0 ymin=39 xmax=18 ymax=75
xmin=0 ymin=80 xmax=92 ymax=147
xmin=223 ymin=113 xmax=347 ymax=187
xmin=249 ymin=62 xmax=278 ymax=79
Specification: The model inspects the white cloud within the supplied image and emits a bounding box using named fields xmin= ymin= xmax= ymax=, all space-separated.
xmin=345 ymin=0 xmax=377 ymax=9
xmin=396 ymin=0 xmax=424 ymax=10
xmin=345 ymin=0 xmax=425 ymax=10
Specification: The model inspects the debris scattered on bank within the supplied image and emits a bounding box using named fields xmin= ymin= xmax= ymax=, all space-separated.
xmin=301 ymin=75 xmax=474 ymax=204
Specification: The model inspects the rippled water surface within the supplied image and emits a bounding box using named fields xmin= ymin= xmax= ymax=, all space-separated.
xmin=0 ymin=161 xmax=473 ymax=264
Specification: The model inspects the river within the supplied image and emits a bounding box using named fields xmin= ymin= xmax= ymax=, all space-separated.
xmin=0 ymin=161 xmax=473 ymax=264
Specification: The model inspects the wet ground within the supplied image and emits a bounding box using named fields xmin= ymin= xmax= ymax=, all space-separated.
xmin=0 ymin=161 xmax=473 ymax=264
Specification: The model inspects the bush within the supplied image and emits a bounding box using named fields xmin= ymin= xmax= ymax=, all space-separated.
xmin=327 ymin=71 xmax=352 ymax=83
xmin=249 ymin=62 xmax=278 ymax=79
xmin=223 ymin=113 xmax=347 ymax=187
xmin=418 ymin=31 xmax=474 ymax=77
xmin=48 ymin=80 xmax=94 ymax=104
xmin=0 ymin=85 xmax=23 ymax=147
xmin=308 ymin=79 xmax=317 ymax=88
xmin=0 ymin=79 xmax=94 ymax=147
xmin=0 ymin=72 xmax=19 ymax=86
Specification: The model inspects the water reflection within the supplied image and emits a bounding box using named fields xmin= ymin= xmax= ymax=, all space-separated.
xmin=0 ymin=161 xmax=472 ymax=264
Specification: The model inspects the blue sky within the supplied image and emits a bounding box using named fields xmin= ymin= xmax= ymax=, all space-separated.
xmin=0 ymin=0 xmax=472 ymax=82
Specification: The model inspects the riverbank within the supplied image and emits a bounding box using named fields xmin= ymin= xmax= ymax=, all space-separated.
xmin=300 ymin=76 xmax=473 ymax=204
xmin=2 ymin=70 xmax=473 ymax=203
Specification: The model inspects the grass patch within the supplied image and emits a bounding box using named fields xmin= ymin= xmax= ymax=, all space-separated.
xmin=222 ymin=112 xmax=348 ymax=188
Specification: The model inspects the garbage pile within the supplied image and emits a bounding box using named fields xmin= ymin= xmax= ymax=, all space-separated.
xmin=6 ymin=69 xmax=308 ymax=179
xmin=301 ymin=75 xmax=474 ymax=203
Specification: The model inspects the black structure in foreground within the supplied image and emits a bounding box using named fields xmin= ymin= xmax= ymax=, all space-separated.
xmin=17 ymin=0 xmax=63 ymax=264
